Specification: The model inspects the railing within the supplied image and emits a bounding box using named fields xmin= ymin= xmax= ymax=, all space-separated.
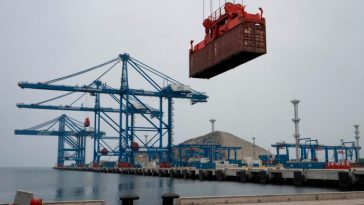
xmin=207 ymin=4 xmax=226 ymax=22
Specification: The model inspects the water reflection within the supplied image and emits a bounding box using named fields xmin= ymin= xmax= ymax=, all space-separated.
xmin=0 ymin=168 xmax=338 ymax=205
xmin=92 ymin=186 xmax=99 ymax=194
xmin=118 ymin=182 xmax=134 ymax=191
xmin=145 ymin=181 xmax=156 ymax=188
xmin=166 ymin=178 xmax=174 ymax=187
xmin=55 ymin=171 xmax=65 ymax=199
xmin=166 ymin=178 xmax=176 ymax=194
xmin=55 ymin=188 xmax=64 ymax=199
xmin=72 ymin=187 xmax=85 ymax=196
xmin=91 ymin=173 xmax=101 ymax=199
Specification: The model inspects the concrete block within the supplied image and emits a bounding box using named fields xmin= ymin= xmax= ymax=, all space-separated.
xmin=14 ymin=190 xmax=33 ymax=205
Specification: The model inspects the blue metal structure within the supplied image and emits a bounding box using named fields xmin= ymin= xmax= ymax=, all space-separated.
xmin=272 ymin=138 xmax=361 ymax=164
xmin=299 ymin=138 xmax=319 ymax=161
xmin=272 ymin=141 xmax=326 ymax=164
xmin=174 ymin=144 xmax=241 ymax=167
xmin=272 ymin=138 xmax=319 ymax=162
xmin=17 ymin=53 xmax=208 ymax=167
xmin=341 ymin=141 xmax=358 ymax=161
xmin=14 ymin=114 xmax=96 ymax=167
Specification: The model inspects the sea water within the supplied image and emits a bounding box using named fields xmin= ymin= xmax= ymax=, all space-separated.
xmin=0 ymin=167 xmax=337 ymax=205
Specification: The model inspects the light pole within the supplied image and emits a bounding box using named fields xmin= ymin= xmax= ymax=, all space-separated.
xmin=210 ymin=119 xmax=216 ymax=132
xmin=354 ymin=125 xmax=360 ymax=162
xmin=209 ymin=119 xmax=216 ymax=161
xmin=340 ymin=139 xmax=344 ymax=161
xmin=291 ymin=99 xmax=300 ymax=161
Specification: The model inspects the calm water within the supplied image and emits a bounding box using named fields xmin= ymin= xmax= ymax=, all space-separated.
xmin=0 ymin=167 xmax=338 ymax=205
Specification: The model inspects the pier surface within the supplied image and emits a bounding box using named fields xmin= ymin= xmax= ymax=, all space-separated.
xmin=176 ymin=191 xmax=364 ymax=205
xmin=180 ymin=199 xmax=364 ymax=205
xmin=55 ymin=166 xmax=364 ymax=189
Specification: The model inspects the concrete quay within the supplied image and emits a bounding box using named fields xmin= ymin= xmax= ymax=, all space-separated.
xmin=54 ymin=166 xmax=364 ymax=189
xmin=176 ymin=191 xmax=364 ymax=205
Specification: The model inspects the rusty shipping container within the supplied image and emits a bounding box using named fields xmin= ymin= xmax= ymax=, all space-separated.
xmin=189 ymin=13 xmax=266 ymax=79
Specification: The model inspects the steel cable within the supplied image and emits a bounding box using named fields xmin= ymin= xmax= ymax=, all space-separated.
xmin=44 ymin=57 xmax=119 ymax=84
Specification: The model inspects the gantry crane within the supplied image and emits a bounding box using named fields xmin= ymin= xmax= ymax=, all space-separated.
xmin=272 ymin=138 xmax=360 ymax=163
xmin=174 ymin=144 xmax=241 ymax=167
xmin=14 ymin=114 xmax=97 ymax=167
xmin=17 ymin=53 xmax=208 ymax=167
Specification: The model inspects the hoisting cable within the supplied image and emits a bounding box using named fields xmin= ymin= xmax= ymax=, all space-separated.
xmin=130 ymin=57 xmax=205 ymax=95
xmin=130 ymin=57 xmax=182 ymax=85
xmin=63 ymin=117 xmax=83 ymax=130
xmin=107 ymin=93 xmax=121 ymax=104
xmin=43 ymin=57 xmax=119 ymax=84
xmin=44 ymin=120 xmax=59 ymax=131
xmin=130 ymin=57 xmax=205 ymax=94
xmin=35 ymin=91 xmax=75 ymax=105
xmin=64 ymin=120 xmax=82 ymax=132
xmin=69 ymin=60 xmax=120 ymax=106
xmin=128 ymin=60 xmax=162 ymax=91
xmin=203 ymin=0 xmax=205 ymax=20
xmin=67 ymin=115 xmax=84 ymax=126
xmin=93 ymin=60 xmax=121 ymax=83
xmin=37 ymin=59 xmax=120 ymax=106
xmin=210 ymin=0 xmax=213 ymax=15
xmin=27 ymin=117 xmax=59 ymax=130
xmin=69 ymin=93 xmax=87 ymax=107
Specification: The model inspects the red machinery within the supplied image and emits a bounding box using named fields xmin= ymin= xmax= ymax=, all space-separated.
xmin=325 ymin=161 xmax=352 ymax=169
xmin=190 ymin=2 xmax=266 ymax=79
xmin=159 ymin=162 xmax=172 ymax=168
xmin=131 ymin=142 xmax=139 ymax=151
xmin=84 ymin=117 xmax=90 ymax=127
xmin=118 ymin=162 xmax=132 ymax=168
xmin=101 ymin=148 xmax=109 ymax=156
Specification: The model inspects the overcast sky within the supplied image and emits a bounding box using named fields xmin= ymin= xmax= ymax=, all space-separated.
xmin=0 ymin=0 xmax=363 ymax=166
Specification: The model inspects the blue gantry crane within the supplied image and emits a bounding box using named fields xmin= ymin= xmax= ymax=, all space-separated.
xmin=14 ymin=114 xmax=97 ymax=167
xmin=174 ymin=144 xmax=242 ymax=168
xmin=272 ymin=137 xmax=361 ymax=165
xmin=16 ymin=53 xmax=208 ymax=167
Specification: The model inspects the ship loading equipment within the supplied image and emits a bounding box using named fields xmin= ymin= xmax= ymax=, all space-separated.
xmin=268 ymin=137 xmax=361 ymax=169
xmin=190 ymin=2 xmax=266 ymax=79
xmin=174 ymin=144 xmax=242 ymax=169
xmin=14 ymin=114 xmax=99 ymax=167
xmin=255 ymin=100 xmax=363 ymax=170
xmin=16 ymin=53 xmax=208 ymax=168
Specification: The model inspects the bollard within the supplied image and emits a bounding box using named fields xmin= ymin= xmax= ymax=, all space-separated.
xmin=259 ymin=170 xmax=269 ymax=184
xmin=162 ymin=193 xmax=180 ymax=205
xmin=120 ymin=194 xmax=139 ymax=205
xmin=216 ymin=170 xmax=224 ymax=181
xmin=293 ymin=171 xmax=305 ymax=186
xmin=182 ymin=170 xmax=188 ymax=179
xmin=198 ymin=170 xmax=204 ymax=180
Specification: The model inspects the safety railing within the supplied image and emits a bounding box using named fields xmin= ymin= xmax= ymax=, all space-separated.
xmin=207 ymin=4 xmax=226 ymax=21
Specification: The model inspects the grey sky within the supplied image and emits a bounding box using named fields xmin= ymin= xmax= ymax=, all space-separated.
xmin=0 ymin=0 xmax=363 ymax=166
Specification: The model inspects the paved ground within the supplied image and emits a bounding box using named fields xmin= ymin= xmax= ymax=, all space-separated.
xmin=218 ymin=198 xmax=364 ymax=205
